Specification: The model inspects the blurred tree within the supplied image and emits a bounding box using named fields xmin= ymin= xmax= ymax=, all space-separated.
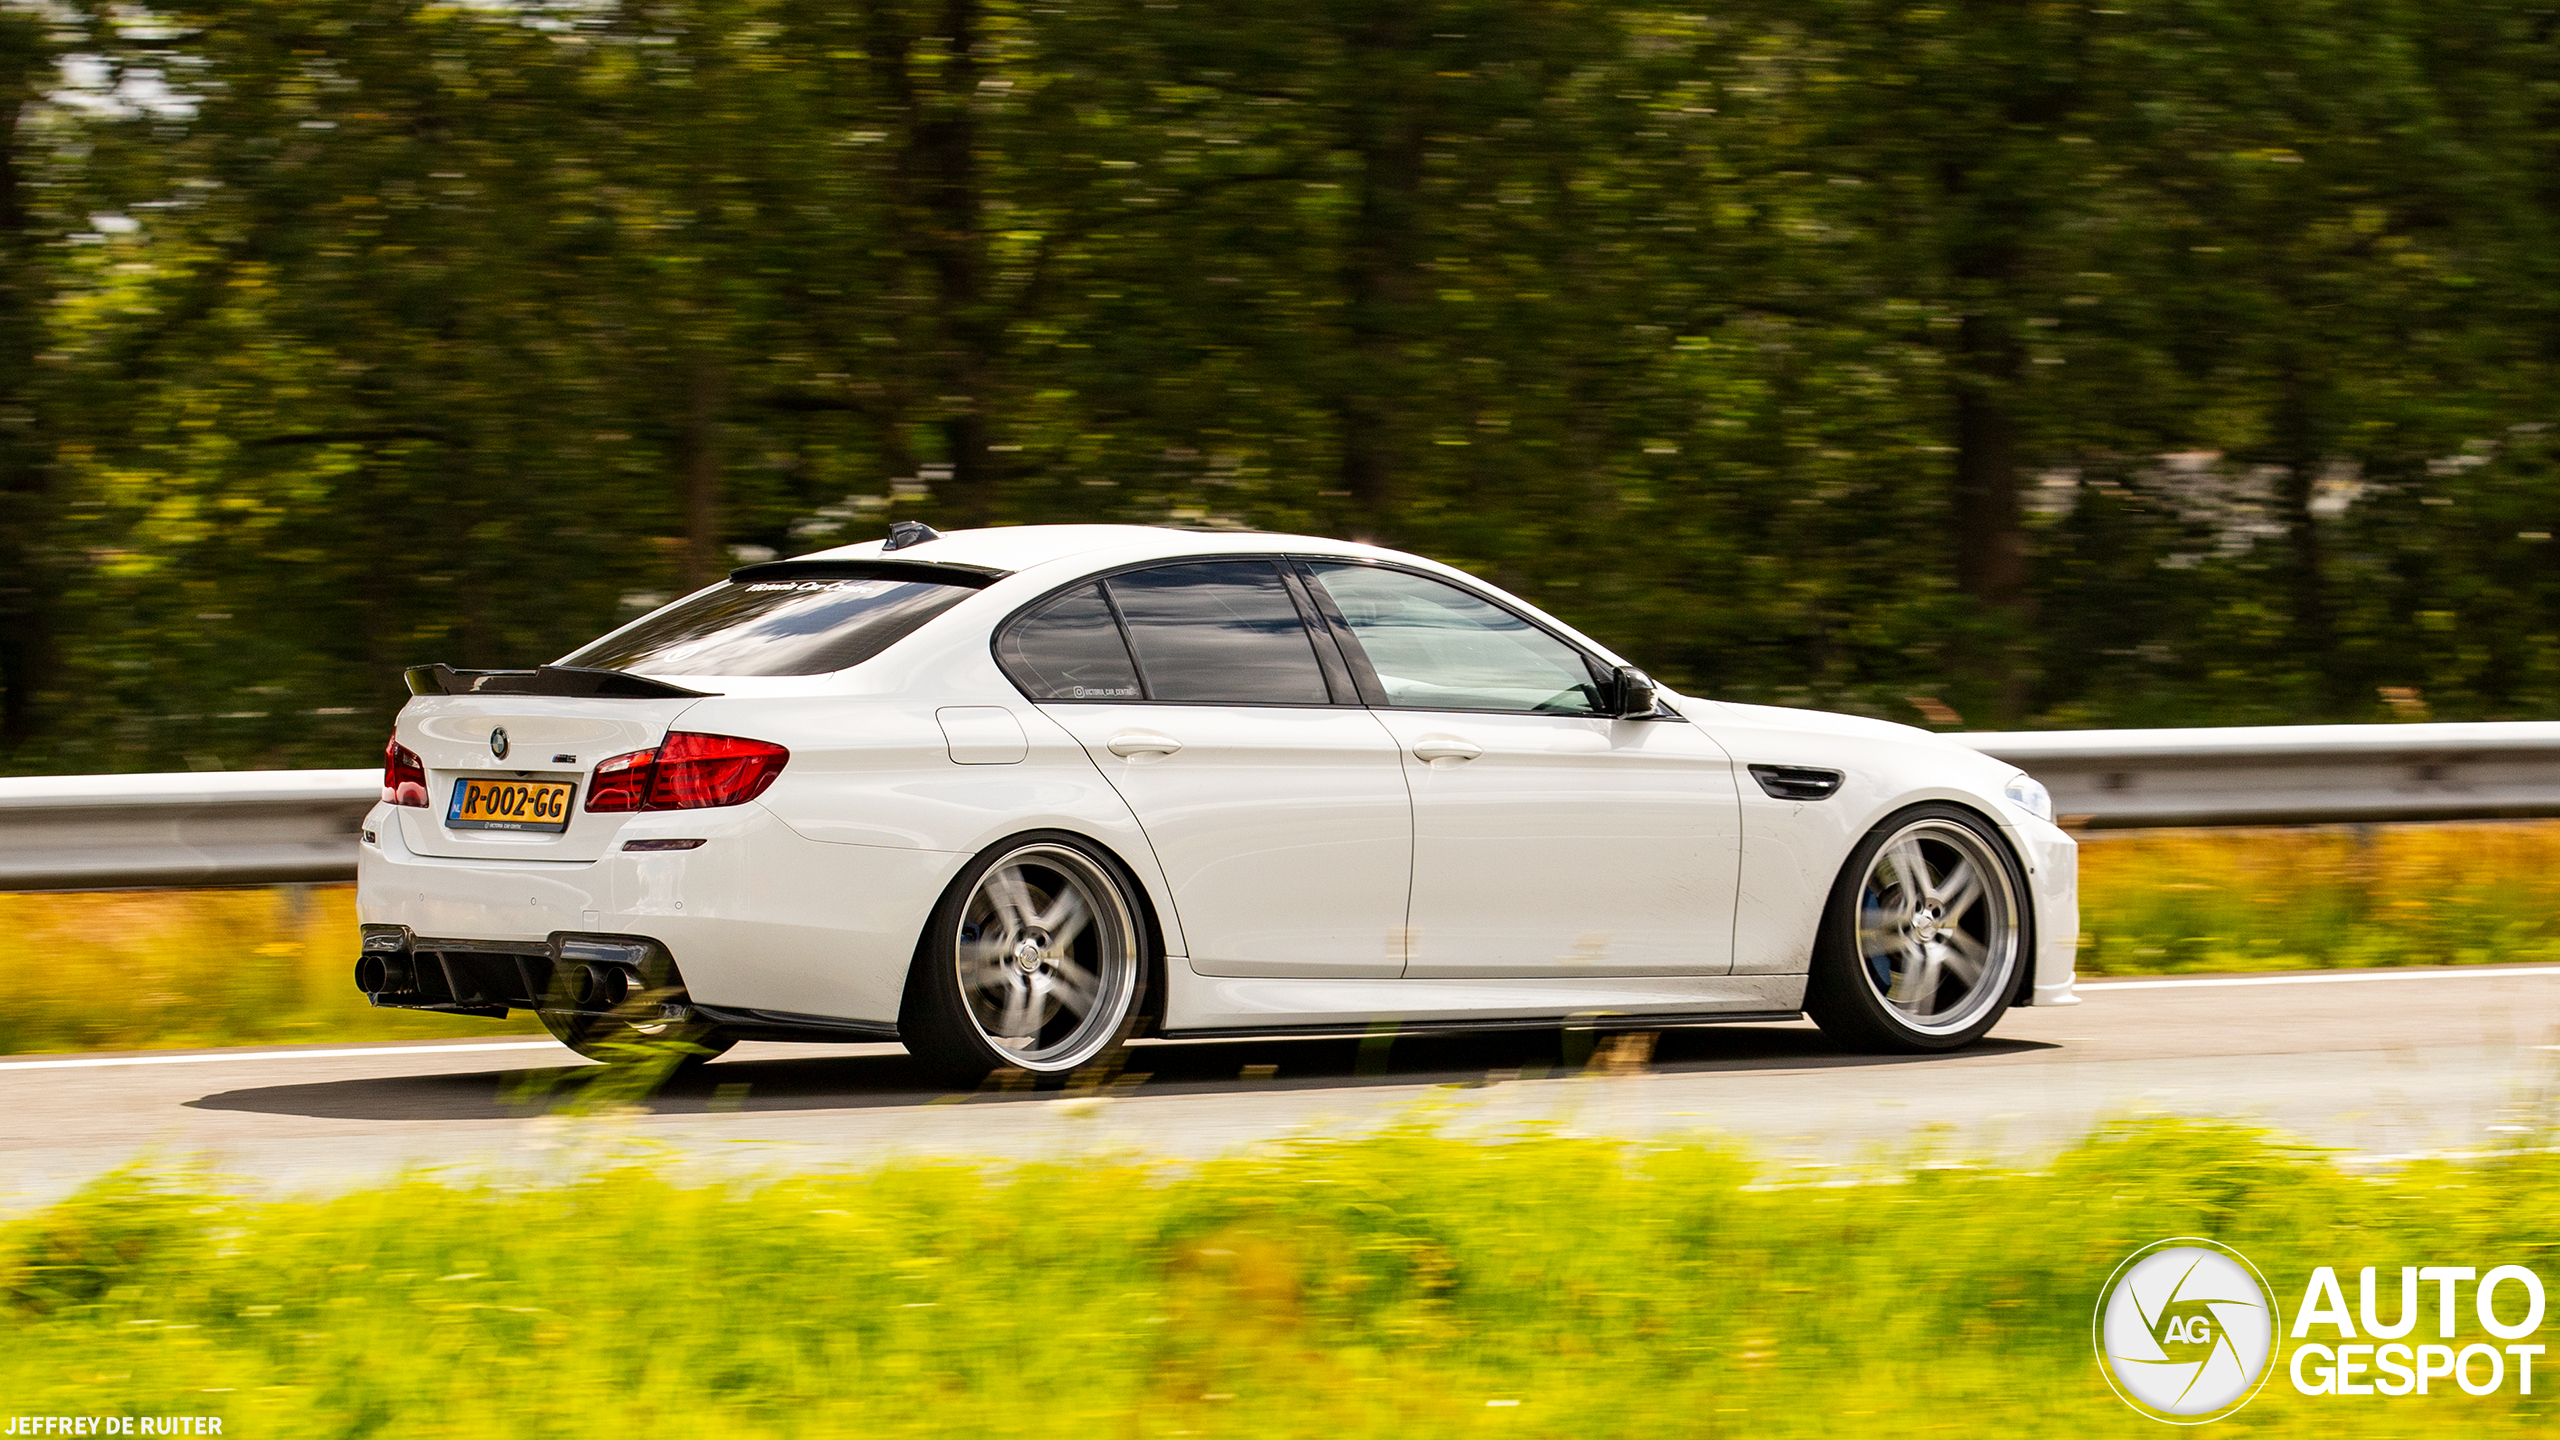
xmin=1708 ymin=0 xmax=2109 ymax=724
xmin=0 ymin=2 xmax=117 ymax=748
xmin=0 ymin=9 xmax=49 ymax=749
xmin=6 ymin=0 xmax=2560 ymax=775
xmin=2115 ymin=0 xmax=2542 ymax=717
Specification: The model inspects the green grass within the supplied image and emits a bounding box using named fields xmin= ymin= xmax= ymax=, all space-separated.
xmin=3 ymin=1118 xmax=2555 ymax=1436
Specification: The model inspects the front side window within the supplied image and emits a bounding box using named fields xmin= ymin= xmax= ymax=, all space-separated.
xmin=1080 ymin=560 xmax=1331 ymax=705
xmin=1307 ymin=563 xmax=1602 ymax=714
xmin=562 ymin=573 xmax=978 ymax=677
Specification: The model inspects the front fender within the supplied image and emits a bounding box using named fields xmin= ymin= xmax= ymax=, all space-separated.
xmin=1681 ymin=697 xmax=2071 ymax=994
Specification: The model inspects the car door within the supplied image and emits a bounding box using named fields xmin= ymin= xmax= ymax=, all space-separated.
xmin=998 ymin=560 xmax=1414 ymax=978
xmin=1300 ymin=560 xmax=1743 ymax=978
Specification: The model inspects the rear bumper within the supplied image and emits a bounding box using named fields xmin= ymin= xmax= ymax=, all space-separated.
xmin=357 ymin=923 xmax=902 ymax=1042
xmin=356 ymin=799 xmax=969 ymax=1027
xmin=358 ymin=924 xmax=682 ymax=1018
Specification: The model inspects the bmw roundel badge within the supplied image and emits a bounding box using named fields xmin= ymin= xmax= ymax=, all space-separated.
xmin=489 ymin=726 xmax=510 ymax=760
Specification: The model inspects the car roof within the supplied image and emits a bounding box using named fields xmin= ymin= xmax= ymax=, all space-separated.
xmin=791 ymin=522 xmax=1632 ymax=671
xmin=795 ymin=523 xmax=1394 ymax=573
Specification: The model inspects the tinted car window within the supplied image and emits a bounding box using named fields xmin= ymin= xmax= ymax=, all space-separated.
xmin=1308 ymin=563 xmax=1602 ymax=714
xmin=561 ymin=575 xmax=975 ymax=677
xmin=997 ymin=584 xmax=1144 ymax=701
xmin=1107 ymin=561 xmax=1331 ymax=705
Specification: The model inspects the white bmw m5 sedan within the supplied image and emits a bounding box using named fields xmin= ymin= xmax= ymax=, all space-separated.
xmin=356 ymin=522 xmax=2078 ymax=1080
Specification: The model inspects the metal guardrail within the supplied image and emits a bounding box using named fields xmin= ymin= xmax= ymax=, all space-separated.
xmin=1955 ymin=722 xmax=2560 ymax=830
xmin=5 ymin=721 xmax=2560 ymax=890
xmin=0 ymin=769 xmax=377 ymax=891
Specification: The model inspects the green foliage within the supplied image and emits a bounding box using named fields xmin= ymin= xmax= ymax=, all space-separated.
xmin=1 ymin=1118 xmax=2554 ymax=1433
xmin=6 ymin=2 xmax=2560 ymax=771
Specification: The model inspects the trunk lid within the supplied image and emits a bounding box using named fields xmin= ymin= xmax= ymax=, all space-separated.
xmin=395 ymin=694 xmax=703 ymax=861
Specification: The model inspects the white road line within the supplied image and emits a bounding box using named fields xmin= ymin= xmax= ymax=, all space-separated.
xmin=2080 ymin=966 xmax=2560 ymax=992
xmin=0 ymin=1040 xmax=571 ymax=1073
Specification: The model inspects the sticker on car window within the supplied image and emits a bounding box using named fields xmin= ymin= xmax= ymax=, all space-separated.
xmin=742 ymin=579 xmax=896 ymax=596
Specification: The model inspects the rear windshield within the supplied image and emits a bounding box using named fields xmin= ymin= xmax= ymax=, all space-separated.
xmin=560 ymin=576 xmax=978 ymax=677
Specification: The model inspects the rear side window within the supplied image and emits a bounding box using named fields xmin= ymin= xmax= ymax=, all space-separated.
xmin=1108 ymin=561 xmax=1330 ymax=705
xmin=998 ymin=560 xmax=1334 ymax=706
xmin=562 ymin=576 xmax=977 ymax=677
xmin=997 ymin=584 xmax=1143 ymax=700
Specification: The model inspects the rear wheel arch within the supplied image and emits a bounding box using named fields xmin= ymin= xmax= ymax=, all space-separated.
xmin=897 ymin=827 xmax=1163 ymax=1080
xmin=915 ymin=825 xmax=1170 ymax=1000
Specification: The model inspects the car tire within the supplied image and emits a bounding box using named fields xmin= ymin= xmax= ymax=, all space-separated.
xmin=1805 ymin=803 xmax=2031 ymax=1054
xmin=539 ymin=1009 xmax=735 ymax=1068
xmin=899 ymin=830 xmax=1152 ymax=1087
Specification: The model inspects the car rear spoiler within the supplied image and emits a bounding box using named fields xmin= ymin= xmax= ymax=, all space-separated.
xmin=403 ymin=664 xmax=719 ymax=699
xmin=727 ymin=558 xmax=1010 ymax=587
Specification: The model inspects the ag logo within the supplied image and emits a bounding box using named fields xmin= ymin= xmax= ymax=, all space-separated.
xmin=2096 ymin=1238 xmax=2280 ymax=1423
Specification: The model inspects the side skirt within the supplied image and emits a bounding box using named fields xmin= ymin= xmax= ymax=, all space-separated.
xmin=1159 ymin=1010 xmax=1802 ymax=1042
xmin=685 ymin=1003 xmax=902 ymax=1045
xmin=1163 ymin=969 xmax=1811 ymax=1035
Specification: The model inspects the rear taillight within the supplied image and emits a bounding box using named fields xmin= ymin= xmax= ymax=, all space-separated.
xmin=582 ymin=733 xmax=788 ymax=813
xmin=585 ymin=746 xmax=657 ymax=812
xmin=382 ymin=736 xmax=428 ymax=807
xmin=647 ymin=732 xmax=791 ymax=809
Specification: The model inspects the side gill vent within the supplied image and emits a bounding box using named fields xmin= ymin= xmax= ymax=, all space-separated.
xmin=1749 ymin=764 xmax=1845 ymax=801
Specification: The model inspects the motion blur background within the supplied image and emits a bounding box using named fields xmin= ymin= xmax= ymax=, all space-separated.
xmin=6 ymin=15 xmax=2560 ymax=1435
xmin=5 ymin=0 xmax=2560 ymax=776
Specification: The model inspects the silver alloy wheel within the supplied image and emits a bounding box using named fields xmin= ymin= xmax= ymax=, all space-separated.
xmin=1854 ymin=816 xmax=2022 ymax=1038
xmin=953 ymin=842 xmax=1139 ymax=1072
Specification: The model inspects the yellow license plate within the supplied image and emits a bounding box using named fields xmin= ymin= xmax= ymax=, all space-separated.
xmin=447 ymin=778 xmax=576 ymax=832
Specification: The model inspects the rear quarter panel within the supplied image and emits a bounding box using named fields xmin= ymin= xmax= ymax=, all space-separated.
xmin=672 ymin=637 xmax=1190 ymax=963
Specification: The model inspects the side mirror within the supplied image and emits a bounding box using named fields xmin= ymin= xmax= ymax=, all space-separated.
xmin=1613 ymin=665 xmax=1658 ymax=718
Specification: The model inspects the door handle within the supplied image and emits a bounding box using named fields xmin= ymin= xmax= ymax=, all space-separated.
xmin=1106 ymin=731 xmax=1183 ymax=758
xmin=1411 ymin=736 xmax=1482 ymax=763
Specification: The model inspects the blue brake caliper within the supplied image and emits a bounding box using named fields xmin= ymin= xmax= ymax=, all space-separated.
xmin=1861 ymin=887 xmax=1895 ymax=992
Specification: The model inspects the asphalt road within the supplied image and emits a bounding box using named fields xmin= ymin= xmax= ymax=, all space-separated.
xmin=8 ymin=962 xmax=2559 ymax=1208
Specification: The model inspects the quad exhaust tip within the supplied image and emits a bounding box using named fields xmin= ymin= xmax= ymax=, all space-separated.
xmin=569 ymin=961 xmax=637 ymax=1010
